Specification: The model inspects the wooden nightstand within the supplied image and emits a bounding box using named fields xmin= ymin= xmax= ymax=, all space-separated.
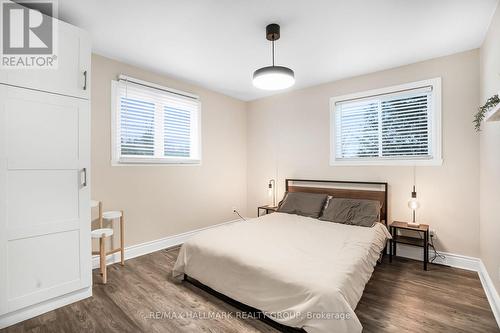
xmin=257 ymin=205 xmax=278 ymax=217
xmin=389 ymin=221 xmax=430 ymax=270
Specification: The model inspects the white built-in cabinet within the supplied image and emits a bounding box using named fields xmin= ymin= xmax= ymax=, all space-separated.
xmin=0 ymin=8 xmax=91 ymax=328
xmin=0 ymin=21 xmax=90 ymax=100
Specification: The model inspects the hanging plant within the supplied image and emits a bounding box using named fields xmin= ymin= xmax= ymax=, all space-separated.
xmin=474 ymin=94 xmax=500 ymax=131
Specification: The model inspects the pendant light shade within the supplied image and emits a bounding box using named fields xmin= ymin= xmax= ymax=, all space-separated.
xmin=407 ymin=166 xmax=420 ymax=227
xmin=253 ymin=66 xmax=295 ymax=90
xmin=253 ymin=24 xmax=295 ymax=91
xmin=408 ymin=186 xmax=420 ymax=210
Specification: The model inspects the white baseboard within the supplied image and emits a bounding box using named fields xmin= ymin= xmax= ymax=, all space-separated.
xmin=0 ymin=287 xmax=92 ymax=329
xmin=395 ymin=243 xmax=480 ymax=271
xmin=92 ymin=218 xmax=241 ymax=269
xmin=396 ymin=243 xmax=499 ymax=327
xmin=478 ymin=260 xmax=500 ymax=327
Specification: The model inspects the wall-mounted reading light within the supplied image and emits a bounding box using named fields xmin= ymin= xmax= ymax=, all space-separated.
xmin=268 ymin=179 xmax=276 ymax=207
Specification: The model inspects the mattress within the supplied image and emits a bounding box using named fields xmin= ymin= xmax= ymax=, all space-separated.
xmin=172 ymin=212 xmax=391 ymax=333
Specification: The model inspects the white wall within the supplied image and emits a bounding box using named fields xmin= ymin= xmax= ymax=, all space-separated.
xmin=479 ymin=3 xmax=500 ymax=293
xmin=91 ymin=54 xmax=247 ymax=248
xmin=247 ymin=50 xmax=480 ymax=257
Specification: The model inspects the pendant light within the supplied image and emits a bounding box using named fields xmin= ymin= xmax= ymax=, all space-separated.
xmin=268 ymin=179 xmax=276 ymax=207
xmin=407 ymin=166 xmax=420 ymax=227
xmin=253 ymin=24 xmax=295 ymax=90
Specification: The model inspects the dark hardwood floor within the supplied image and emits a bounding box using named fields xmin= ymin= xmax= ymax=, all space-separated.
xmin=2 ymin=247 xmax=498 ymax=333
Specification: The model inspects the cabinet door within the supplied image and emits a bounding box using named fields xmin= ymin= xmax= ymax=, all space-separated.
xmin=0 ymin=15 xmax=91 ymax=100
xmin=0 ymin=85 xmax=90 ymax=315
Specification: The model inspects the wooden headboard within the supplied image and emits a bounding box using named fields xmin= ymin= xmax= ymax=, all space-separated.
xmin=285 ymin=179 xmax=388 ymax=225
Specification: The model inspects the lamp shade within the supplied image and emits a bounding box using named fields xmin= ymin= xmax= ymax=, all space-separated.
xmin=408 ymin=197 xmax=420 ymax=210
xmin=252 ymin=66 xmax=295 ymax=90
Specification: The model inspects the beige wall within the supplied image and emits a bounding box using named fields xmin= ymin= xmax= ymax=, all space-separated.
xmin=480 ymin=4 xmax=500 ymax=293
xmin=91 ymin=54 xmax=247 ymax=247
xmin=91 ymin=45 xmax=492 ymax=277
xmin=247 ymin=50 xmax=480 ymax=257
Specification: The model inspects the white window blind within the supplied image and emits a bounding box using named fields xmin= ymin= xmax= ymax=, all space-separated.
xmin=112 ymin=76 xmax=201 ymax=164
xmin=331 ymin=79 xmax=442 ymax=166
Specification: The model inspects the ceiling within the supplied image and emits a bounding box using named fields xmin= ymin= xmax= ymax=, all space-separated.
xmin=58 ymin=0 xmax=498 ymax=101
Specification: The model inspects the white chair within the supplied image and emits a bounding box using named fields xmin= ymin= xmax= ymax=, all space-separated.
xmin=90 ymin=201 xmax=125 ymax=284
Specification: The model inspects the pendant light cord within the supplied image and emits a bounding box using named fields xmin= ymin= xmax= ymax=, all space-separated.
xmin=413 ymin=165 xmax=416 ymax=186
xmin=272 ymin=40 xmax=275 ymax=66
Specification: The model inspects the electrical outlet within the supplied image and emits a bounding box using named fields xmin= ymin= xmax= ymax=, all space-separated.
xmin=430 ymin=229 xmax=436 ymax=237
xmin=232 ymin=207 xmax=237 ymax=213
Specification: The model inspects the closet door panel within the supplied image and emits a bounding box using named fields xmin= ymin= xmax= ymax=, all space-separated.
xmin=0 ymin=85 xmax=90 ymax=314
xmin=0 ymin=106 xmax=6 ymax=315
xmin=7 ymin=170 xmax=79 ymax=229
xmin=5 ymin=89 xmax=79 ymax=169
xmin=6 ymin=230 xmax=81 ymax=310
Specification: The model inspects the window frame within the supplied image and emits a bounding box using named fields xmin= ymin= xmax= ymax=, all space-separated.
xmin=111 ymin=76 xmax=202 ymax=166
xmin=329 ymin=78 xmax=442 ymax=166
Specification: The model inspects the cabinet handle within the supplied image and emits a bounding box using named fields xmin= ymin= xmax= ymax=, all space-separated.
xmin=81 ymin=168 xmax=87 ymax=187
xmin=83 ymin=70 xmax=87 ymax=90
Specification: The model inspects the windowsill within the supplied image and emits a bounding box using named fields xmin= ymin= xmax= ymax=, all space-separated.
xmin=112 ymin=157 xmax=201 ymax=166
xmin=330 ymin=158 xmax=443 ymax=167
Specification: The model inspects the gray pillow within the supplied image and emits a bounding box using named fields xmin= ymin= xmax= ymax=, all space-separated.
xmin=319 ymin=198 xmax=381 ymax=227
xmin=277 ymin=192 xmax=328 ymax=218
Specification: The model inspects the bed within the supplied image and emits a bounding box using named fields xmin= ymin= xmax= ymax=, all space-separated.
xmin=172 ymin=179 xmax=391 ymax=333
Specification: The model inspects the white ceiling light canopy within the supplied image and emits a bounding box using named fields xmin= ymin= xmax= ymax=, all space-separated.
xmin=252 ymin=23 xmax=295 ymax=91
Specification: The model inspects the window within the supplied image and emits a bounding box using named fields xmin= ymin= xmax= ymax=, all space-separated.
xmin=330 ymin=78 xmax=442 ymax=166
xmin=111 ymin=76 xmax=201 ymax=164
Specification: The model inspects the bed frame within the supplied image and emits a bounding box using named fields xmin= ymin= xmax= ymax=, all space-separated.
xmin=183 ymin=178 xmax=388 ymax=333
xmin=285 ymin=178 xmax=388 ymax=226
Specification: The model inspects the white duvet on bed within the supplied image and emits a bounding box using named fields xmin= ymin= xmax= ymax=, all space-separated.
xmin=172 ymin=212 xmax=391 ymax=333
